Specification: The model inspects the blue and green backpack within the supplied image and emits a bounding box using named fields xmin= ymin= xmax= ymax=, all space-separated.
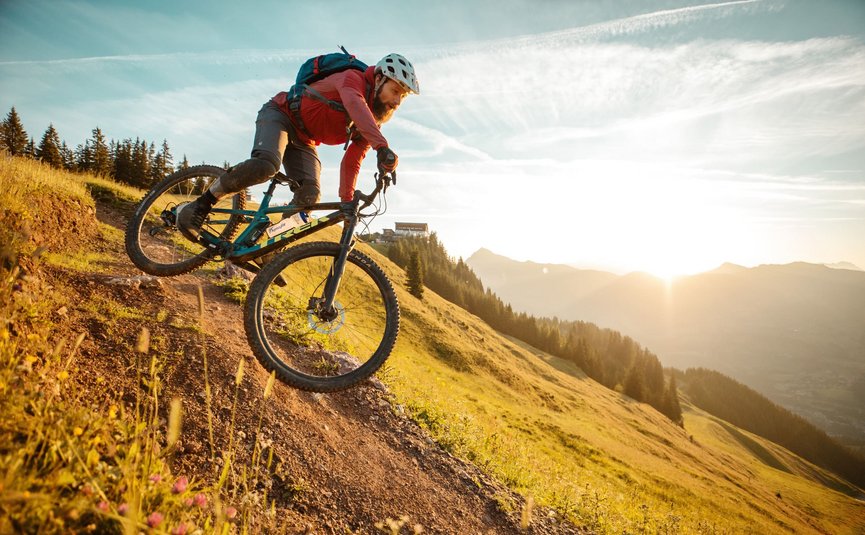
xmin=287 ymin=46 xmax=371 ymax=143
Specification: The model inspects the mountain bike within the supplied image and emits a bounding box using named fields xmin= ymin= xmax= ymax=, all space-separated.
xmin=124 ymin=165 xmax=400 ymax=392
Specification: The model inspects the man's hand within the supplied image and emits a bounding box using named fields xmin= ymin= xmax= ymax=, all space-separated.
xmin=376 ymin=146 xmax=398 ymax=173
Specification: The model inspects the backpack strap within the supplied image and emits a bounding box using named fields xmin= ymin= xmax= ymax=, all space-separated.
xmin=286 ymin=78 xmax=373 ymax=148
xmin=286 ymin=86 xmax=312 ymax=140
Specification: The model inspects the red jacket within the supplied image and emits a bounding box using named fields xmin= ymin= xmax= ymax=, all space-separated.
xmin=272 ymin=66 xmax=388 ymax=201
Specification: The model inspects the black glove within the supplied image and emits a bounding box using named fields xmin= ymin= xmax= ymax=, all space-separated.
xmin=376 ymin=146 xmax=398 ymax=173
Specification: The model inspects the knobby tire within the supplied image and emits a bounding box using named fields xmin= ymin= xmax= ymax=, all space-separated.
xmin=244 ymin=242 xmax=400 ymax=392
xmin=125 ymin=165 xmax=246 ymax=276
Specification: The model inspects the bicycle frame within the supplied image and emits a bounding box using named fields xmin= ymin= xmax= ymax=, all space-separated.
xmin=194 ymin=171 xmax=389 ymax=315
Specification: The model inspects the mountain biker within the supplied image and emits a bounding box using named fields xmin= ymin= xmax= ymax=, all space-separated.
xmin=176 ymin=53 xmax=420 ymax=242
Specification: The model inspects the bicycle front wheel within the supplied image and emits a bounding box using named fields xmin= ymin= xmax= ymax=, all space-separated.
xmin=125 ymin=165 xmax=246 ymax=276
xmin=244 ymin=242 xmax=400 ymax=392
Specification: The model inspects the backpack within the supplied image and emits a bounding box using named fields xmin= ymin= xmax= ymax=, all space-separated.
xmin=294 ymin=46 xmax=368 ymax=87
xmin=286 ymin=46 xmax=371 ymax=145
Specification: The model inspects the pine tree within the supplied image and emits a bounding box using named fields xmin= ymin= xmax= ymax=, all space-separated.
xmin=36 ymin=124 xmax=63 ymax=168
xmin=663 ymin=374 xmax=683 ymax=424
xmin=623 ymin=364 xmax=645 ymax=401
xmin=75 ymin=140 xmax=93 ymax=172
xmin=1 ymin=107 xmax=29 ymax=156
xmin=90 ymin=127 xmax=112 ymax=177
xmin=177 ymin=154 xmax=190 ymax=172
xmin=24 ymin=137 xmax=36 ymax=158
xmin=113 ymin=139 xmax=133 ymax=184
xmin=59 ymin=141 xmax=75 ymax=170
xmin=150 ymin=139 xmax=173 ymax=183
xmin=130 ymin=138 xmax=152 ymax=187
xmin=406 ymin=249 xmax=425 ymax=299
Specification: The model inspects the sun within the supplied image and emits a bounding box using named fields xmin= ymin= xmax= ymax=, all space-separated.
xmin=641 ymin=257 xmax=691 ymax=282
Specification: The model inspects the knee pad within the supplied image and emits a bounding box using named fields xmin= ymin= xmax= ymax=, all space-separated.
xmin=251 ymin=149 xmax=281 ymax=171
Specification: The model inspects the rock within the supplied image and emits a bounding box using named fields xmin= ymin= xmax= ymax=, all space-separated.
xmin=219 ymin=261 xmax=255 ymax=281
xmin=104 ymin=275 xmax=163 ymax=290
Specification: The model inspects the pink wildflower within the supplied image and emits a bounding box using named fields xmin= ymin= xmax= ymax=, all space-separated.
xmin=147 ymin=512 xmax=164 ymax=528
xmin=96 ymin=501 xmax=109 ymax=513
xmin=117 ymin=503 xmax=129 ymax=515
xmin=171 ymin=522 xmax=189 ymax=535
xmin=192 ymin=493 xmax=207 ymax=508
xmin=225 ymin=506 xmax=238 ymax=519
xmin=149 ymin=473 xmax=162 ymax=484
xmin=80 ymin=484 xmax=94 ymax=497
xmin=172 ymin=476 xmax=188 ymax=494
xmin=183 ymin=498 xmax=194 ymax=507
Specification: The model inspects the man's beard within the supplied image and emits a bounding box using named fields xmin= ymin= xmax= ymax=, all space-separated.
xmin=372 ymin=95 xmax=395 ymax=124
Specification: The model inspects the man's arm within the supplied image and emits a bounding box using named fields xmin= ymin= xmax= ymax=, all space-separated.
xmin=329 ymin=71 xmax=388 ymax=150
xmin=339 ymin=139 xmax=370 ymax=202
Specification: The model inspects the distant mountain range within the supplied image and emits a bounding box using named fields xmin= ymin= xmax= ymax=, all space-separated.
xmin=467 ymin=249 xmax=865 ymax=446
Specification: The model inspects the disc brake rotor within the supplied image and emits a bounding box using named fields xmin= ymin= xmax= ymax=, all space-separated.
xmin=308 ymin=300 xmax=346 ymax=334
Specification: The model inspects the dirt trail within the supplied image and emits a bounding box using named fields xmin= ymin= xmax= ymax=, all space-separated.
xmin=52 ymin=201 xmax=584 ymax=534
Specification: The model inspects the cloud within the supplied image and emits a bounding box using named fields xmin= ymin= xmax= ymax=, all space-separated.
xmin=2 ymin=0 xmax=863 ymax=270
xmin=413 ymin=34 xmax=865 ymax=171
xmin=387 ymin=118 xmax=493 ymax=161
xmin=443 ymin=0 xmax=772 ymax=52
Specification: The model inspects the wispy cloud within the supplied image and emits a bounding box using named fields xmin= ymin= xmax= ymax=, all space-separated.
xmin=0 ymin=49 xmax=316 ymax=68
xmin=444 ymin=0 xmax=773 ymax=52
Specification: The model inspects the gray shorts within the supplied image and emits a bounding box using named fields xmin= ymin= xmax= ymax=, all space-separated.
xmin=252 ymin=101 xmax=322 ymax=204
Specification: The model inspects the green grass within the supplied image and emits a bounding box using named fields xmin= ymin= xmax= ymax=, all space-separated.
xmin=43 ymin=250 xmax=116 ymax=272
xmin=348 ymin=238 xmax=865 ymax=533
xmin=0 ymin=259 xmax=232 ymax=533
xmin=256 ymin=210 xmax=865 ymax=533
xmin=81 ymin=174 xmax=143 ymax=207
xmin=0 ymin=157 xmax=98 ymax=258
xmin=0 ymin=158 xmax=287 ymax=533
xmin=3 ymin=156 xmax=864 ymax=533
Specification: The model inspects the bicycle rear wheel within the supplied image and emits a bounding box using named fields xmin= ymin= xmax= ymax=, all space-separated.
xmin=244 ymin=242 xmax=400 ymax=392
xmin=125 ymin=165 xmax=246 ymax=276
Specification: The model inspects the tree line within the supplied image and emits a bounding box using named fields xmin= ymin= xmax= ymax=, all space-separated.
xmin=383 ymin=234 xmax=683 ymax=424
xmin=1 ymin=106 xmax=190 ymax=188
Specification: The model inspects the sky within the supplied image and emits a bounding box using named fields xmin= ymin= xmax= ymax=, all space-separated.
xmin=2 ymin=0 xmax=864 ymax=277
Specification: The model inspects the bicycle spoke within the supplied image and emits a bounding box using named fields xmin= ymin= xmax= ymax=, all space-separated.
xmin=125 ymin=165 xmax=246 ymax=277
xmin=246 ymin=242 xmax=399 ymax=391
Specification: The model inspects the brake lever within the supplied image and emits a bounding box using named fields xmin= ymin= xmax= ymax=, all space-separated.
xmin=354 ymin=190 xmax=371 ymax=205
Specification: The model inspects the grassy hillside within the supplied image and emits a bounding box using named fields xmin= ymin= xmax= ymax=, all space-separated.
xmin=3 ymin=156 xmax=864 ymax=533
xmin=466 ymin=249 xmax=865 ymax=446
xmin=374 ymin=278 xmax=865 ymax=532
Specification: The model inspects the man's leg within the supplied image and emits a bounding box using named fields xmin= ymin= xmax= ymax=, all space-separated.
xmin=177 ymin=102 xmax=289 ymax=241
xmin=284 ymin=140 xmax=322 ymax=208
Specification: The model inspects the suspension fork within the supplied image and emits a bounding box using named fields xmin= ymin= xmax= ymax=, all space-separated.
xmin=319 ymin=205 xmax=359 ymax=316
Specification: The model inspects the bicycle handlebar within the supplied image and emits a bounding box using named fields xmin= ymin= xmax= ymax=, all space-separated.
xmin=355 ymin=171 xmax=395 ymax=212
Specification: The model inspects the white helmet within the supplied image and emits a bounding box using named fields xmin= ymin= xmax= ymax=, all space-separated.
xmin=375 ymin=53 xmax=420 ymax=95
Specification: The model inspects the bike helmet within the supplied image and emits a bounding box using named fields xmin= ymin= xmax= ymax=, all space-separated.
xmin=375 ymin=53 xmax=420 ymax=95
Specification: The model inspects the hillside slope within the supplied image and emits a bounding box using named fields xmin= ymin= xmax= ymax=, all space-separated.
xmin=467 ymin=248 xmax=865 ymax=444
xmin=3 ymin=157 xmax=865 ymax=533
